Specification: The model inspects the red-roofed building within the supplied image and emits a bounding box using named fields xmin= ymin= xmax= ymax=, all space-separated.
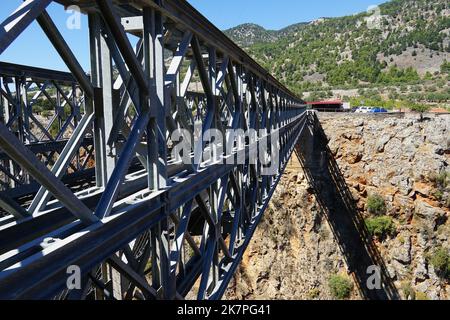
xmin=307 ymin=100 xmax=343 ymax=112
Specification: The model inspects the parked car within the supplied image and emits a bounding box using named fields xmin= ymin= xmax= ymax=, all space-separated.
xmin=369 ymin=107 xmax=388 ymax=113
xmin=354 ymin=106 xmax=372 ymax=113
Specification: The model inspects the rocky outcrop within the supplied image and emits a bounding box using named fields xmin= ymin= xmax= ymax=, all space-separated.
xmin=226 ymin=113 xmax=449 ymax=300
xmin=225 ymin=161 xmax=362 ymax=300
xmin=321 ymin=114 xmax=449 ymax=300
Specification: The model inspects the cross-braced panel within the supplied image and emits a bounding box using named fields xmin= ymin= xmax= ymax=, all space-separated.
xmin=0 ymin=0 xmax=306 ymax=300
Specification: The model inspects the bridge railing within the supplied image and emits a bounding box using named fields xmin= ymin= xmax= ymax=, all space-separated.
xmin=0 ymin=0 xmax=306 ymax=300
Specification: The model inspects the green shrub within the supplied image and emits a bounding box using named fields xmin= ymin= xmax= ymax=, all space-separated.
xmin=307 ymin=288 xmax=321 ymax=300
xmin=410 ymin=103 xmax=431 ymax=113
xmin=432 ymin=190 xmax=444 ymax=201
xmin=429 ymin=247 xmax=450 ymax=279
xmin=416 ymin=292 xmax=430 ymax=300
xmin=400 ymin=282 xmax=416 ymax=300
xmin=49 ymin=122 xmax=60 ymax=138
xmin=365 ymin=216 xmax=396 ymax=239
xmin=41 ymin=110 xmax=53 ymax=118
xmin=367 ymin=194 xmax=387 ymax=215
xmin=430 ymin=171 xmax=450 ymax=208
xmin=33 ymin=106 xmax=44 ymax=114
xmin=432 ymin=171 xmax=449 ymax=189
xmin=328 ymin=274 xmax=353 ymax=300
xmin=441 ymin=60 xmax=450 ymax=74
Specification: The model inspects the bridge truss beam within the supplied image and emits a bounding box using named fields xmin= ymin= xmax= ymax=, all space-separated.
xmin=0 ymin=0 xmax=306 ymax=300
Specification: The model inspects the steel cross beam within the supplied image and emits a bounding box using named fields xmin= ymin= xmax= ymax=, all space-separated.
xmin=0 ymin=0 xmax=307 ymax=300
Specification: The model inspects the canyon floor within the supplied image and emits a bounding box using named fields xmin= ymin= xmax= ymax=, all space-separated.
xmin=225 ymin=112 xmax=449 ymax=300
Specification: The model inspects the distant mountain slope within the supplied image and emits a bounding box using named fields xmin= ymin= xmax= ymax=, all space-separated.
xmin=224 ymin=0 xmax=450 ymax=96
xmin=224 ymin=22 xmax=308 ymax=48
xmin=224 ymin=23 xmax=279 ymax=47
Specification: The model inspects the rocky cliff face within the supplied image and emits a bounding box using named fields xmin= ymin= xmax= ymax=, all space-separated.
xmin=224 ymin=158 xmax=364 ymax=300
xmin=225 ymin=113 xmax=449 ymax=300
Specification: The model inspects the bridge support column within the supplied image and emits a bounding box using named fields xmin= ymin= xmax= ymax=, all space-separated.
xmin=89 ymin=13 xmax=116 ymax=188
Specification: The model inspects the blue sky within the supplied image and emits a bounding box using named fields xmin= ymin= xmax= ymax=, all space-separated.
xmin=0 ymin=0 xmax=387 ymax=72
xmin=188 ymin=0 xmax=387 ymax=30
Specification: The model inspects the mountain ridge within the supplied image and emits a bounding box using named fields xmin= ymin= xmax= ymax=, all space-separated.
xmin=224 ymin=0 xmax=450 ymax=104
xmin=224 ymin=21 xmax=313 ymax=47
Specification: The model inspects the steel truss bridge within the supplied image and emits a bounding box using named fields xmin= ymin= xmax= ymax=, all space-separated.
xmin=0 ymin=0 xmax=308 ymax=300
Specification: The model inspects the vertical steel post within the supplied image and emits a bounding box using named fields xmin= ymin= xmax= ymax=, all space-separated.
xmin=89 ymin=13 xmax=116 ymax=187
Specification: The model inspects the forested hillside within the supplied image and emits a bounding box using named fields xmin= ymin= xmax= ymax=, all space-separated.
xmin=224 ymin=22 xmax=308 ymax=47
xmin=225 ymin=0 xmax=450 ymax=106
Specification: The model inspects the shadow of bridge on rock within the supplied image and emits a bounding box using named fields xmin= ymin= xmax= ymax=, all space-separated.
xmin=294 ymin=112 xmax=400 ymax=300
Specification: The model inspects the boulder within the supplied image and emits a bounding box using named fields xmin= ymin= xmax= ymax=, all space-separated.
xmin=414 ymin=200 xmax=446 ymax=229
xmin=424 ymin=120 xmax=449 ymax=147
xmin=412 ymin=154 xmax=446 ymax=181
xmin=391 ymin=236 xmax=412 ymax=265
xmin=417 ymin=230 xmax=431 ymax=251
xmin=415 ymin=281 xmax=440 ymax=300
xmin=413 ymin=256 xmax=428 ymax=282
xmin=376 ymin=134 xmax=392 ymax=153
xmin=399 ymin=177 xmax=413 ymax=196
xmin=414 ymin=182 xmax=432 ymax=197
xmin=390 ymin=175 xmax=413 ymax=196
xmin=354 ymin=119 xmax=365 ymax=127
xmin=347 ymin=151 xmax=363 ymax=164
